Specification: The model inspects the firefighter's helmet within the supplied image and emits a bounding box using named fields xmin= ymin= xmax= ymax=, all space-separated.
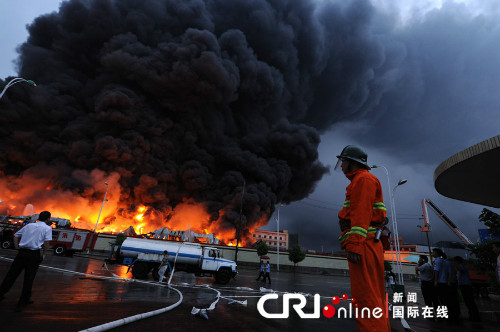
xmin=336 ymin=145 xmax=370 ymax=169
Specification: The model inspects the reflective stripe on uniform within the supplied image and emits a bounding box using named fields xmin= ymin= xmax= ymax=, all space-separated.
xmin=339 ymin=226 xmax=378 ymax=244
xmin=373 ymin=202 xmax=387 ymax=211
xmin=338 ymin=226 xmax=367 ymax=244
xmin=342 ymin=200 xmax=386 ymax=211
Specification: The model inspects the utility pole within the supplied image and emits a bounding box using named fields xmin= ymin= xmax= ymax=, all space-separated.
xmin=234 ymin=180 xmax=245 ymax=263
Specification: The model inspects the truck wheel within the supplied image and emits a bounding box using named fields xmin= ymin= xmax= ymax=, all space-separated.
xmin=1 ymin=239 xmax=13 ymax=249
xmin=132 ymin=262 xmax=150 ymax=279
xmin=54 ymin=245 xmax=66 ymax=256
xmin=215 ymin=269 xmax=231 ymax=284
xmin=152 ymin=266 xmax=160 ymax=281
xmin=2 ymin=240 xmax=13 ymax=249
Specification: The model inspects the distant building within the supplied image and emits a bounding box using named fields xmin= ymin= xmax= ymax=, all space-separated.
xmin=252 ymin=229 xmax=289 ymax=250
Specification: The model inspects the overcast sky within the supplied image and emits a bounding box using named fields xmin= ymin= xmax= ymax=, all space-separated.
xmin=0 ymin=0 xmax=498 ymax=252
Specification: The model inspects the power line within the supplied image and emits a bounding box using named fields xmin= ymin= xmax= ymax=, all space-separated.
xmin=298 ymin=201 xmax=338 ymax=213
xmin=304 ymin=197 xmax=343 ymax=209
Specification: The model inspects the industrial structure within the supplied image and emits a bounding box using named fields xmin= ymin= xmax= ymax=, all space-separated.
xmin=434 ymin=135 xmax=500 ymax=208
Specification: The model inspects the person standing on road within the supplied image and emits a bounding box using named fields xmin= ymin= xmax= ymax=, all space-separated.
xmin=446 ymin=256 xmax=461 ymax=320
xmin=0 ymin=211 xmax=52 ymax=309
xmin=158 ymin=250 xmax=169 ymax=282
xmin=388 ymin=272 xmax=396 ymax=292
xmin=432 ymin=248 xmax=451 ymax=317
xmin=416 ymin=255 xmax=437 ymax=312
xmin=263 ymin=261 xmax=271 ymax=284
xmin=256 ymin=260 xmax=265 ymax=281
xmin=335 ymin=145 xmax=391 ymax=332
xmin=453 ymin=256 xmax=480 ymax=321
xmin=493 ymin=242 xmax=500 ymax=284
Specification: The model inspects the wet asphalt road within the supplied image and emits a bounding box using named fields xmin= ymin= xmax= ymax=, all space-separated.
xmin=0 ymin=250 xmax=498 ymax=332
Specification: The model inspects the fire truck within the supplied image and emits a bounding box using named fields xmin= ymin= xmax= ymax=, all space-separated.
xmin=0 ymin=215 xmax=97 ymax=255
xmin=0 ymin=217 xmax=25 ymax=249
xmin=50 ymin=228 xmax=97 ymax=256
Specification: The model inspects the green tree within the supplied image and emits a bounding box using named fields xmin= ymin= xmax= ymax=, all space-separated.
xmin=479 ymin=208 xmax=500 ymax=237
xmin=257 ymin=241 xmax=269 ymax=257
xmin=468 ymin=208 xmax=500 ymax=287
xmin=288 ymin=245 xmax=306 ymax=270
xmin=468 ymin=240 xmax=498 ymax=272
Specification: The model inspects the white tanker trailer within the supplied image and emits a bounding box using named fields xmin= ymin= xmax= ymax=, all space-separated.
xmin=109 ymin=237 xmax=237 ymax=284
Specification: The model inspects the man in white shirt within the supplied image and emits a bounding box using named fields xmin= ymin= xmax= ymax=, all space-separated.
xmin=0 ymin=211 xmax=52 ymax=308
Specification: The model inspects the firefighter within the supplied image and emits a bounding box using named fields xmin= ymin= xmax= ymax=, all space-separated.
xmin=158 ymin=250 xmax=169 ymax=283
xmin=336 ymin=145 xmax=391 ymax=332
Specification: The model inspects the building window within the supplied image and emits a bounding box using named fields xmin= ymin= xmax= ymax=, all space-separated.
xmin=280 ymin=237 xmax=282 ymax=240
xmin=264 ymin=235 xmax=267 ymax=238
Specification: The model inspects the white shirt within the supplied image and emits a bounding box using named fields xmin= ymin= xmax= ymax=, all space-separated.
xmin=417 ymin=262 xmax=434 ymax=282
xmin=388 ymin=275 xmax=395 ymax=285
xmin=15 ymin=222 xmax=52 ymax=250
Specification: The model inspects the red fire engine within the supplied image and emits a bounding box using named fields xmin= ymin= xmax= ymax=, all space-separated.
xmin=0 ymin=216 xmax=97 ymax=255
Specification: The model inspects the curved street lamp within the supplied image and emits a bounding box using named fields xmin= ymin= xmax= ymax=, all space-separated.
xmin=0 ymin=77 xmax=37 ymax=100
xmin=372 ymin=165 xmax=408 ymax=286
xmin=276 ymin=204 xmax=283 ymax=272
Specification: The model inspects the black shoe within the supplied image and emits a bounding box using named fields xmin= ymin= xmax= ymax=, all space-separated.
xmin=17 ymin=300 xmax=34 ymax=306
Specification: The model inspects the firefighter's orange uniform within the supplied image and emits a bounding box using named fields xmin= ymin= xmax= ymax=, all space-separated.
xmin=338 ymin=168 xmax=391 ymax=332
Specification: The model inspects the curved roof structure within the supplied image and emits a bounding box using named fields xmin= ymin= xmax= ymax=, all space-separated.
xmin=434 ymin=135 xmax=500 ymax=208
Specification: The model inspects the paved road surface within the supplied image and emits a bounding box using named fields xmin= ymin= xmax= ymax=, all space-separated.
xmin=0 ymin=250 xmax=498 ymax=332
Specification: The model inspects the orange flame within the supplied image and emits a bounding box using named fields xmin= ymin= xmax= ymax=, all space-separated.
xmin=0 ymin=171 xmax=269 ymax=246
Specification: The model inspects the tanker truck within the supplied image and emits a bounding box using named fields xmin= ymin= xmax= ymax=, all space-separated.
xmin=110 ymin=237 xmax=237 ymax=284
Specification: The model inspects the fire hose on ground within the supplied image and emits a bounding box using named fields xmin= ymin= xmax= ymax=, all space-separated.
xmin=0 ymin=256 xmax=183 ymax=332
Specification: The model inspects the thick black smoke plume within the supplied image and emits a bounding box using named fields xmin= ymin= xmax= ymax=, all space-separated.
xmin=0 ymin=0 xmax=393 ymax=235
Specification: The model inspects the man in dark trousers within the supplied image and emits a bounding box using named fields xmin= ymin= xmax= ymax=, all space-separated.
xmin=0 ymin=211 xmax=52 ymax=309
xmin=256 ymin=260 xmax=265 ymax=281
xmin=263 ymin=261 xmax=271 ymax=283
xmin=416 ymin=255 xmax=437 ymax=314
xmin=453 ymin=256 xmax=480 ymax=321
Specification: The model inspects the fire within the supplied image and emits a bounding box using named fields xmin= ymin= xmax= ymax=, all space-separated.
xmin=0 ymin=171 xmax=270 ymax=246
xmin=135 ymin=223 xmax=146 ymax=234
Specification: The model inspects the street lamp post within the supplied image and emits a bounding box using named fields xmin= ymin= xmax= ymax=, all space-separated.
xmin=93 ymin=182 xmax=109 ymax=233
xmin=372 ymin=165 xmax=407 ymax=286
xmin=234 ymin=180 xmax=245 ymax=263
xmin=392 ymin=179 xmax=407 ymax=286
xmin=276 ymin=204 xmax=282 ymax=272
xmin=0 ymin=77 xmax=36 ymax=100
